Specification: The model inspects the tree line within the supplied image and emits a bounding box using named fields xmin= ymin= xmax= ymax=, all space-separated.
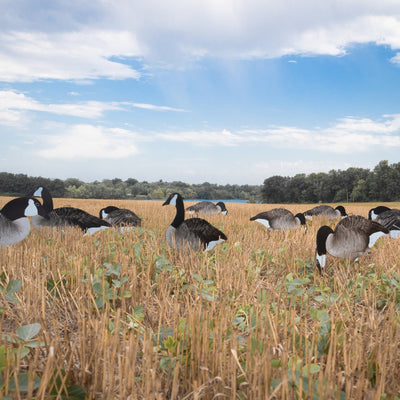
xmin=261 ymin=160 xmax=400 ymax=203
xmin=0 ymin=160 xmax=398 ymax=203
xmin=0 ymin=173 xmax=260 ymax=202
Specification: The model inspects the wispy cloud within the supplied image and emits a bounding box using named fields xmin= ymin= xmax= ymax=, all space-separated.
xmin=156 ymin=114 xmax=400 ymax=152
xmin=37 ymin=124 xmax=139 ymax=159
xmin=130 ymin=103 xmax=187 ymax=112
xmin=253 ymin=160 xmax=354 ymax=178
xmin=0 ymin=90 xmax=186 ymax=126
xmin=0 ymin=30 xmax=142 ymax=82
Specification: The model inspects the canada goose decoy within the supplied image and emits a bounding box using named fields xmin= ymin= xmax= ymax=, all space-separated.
xmin=304 ymin=205 xmax=347 ymax=221
xmin=99 ymin=206 xmax=142 ymax=227
xmin=0 ymin=197 xmax=49 ymax=248
xmin=368 ymin=206 xmax=400 ymax=238
xmin=368 ymin=206 xmax=392 ymax=220
xmin=316 ymin=215 xmax=389 ymax=273
xmin=162 ymin=193 xmax=227 ymax=251
xmin=186 ymin=201 xmax=228 ymax=216
xmin=249 ymin=208 xmax=306 ymax=231
xmin=28 ymin=186 xmax=111 ymax=234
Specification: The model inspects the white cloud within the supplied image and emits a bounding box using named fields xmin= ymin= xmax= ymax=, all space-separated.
xmin=130 ymin=103 xmax=187 ymax=112
xmin=0 ymin=30 xmax=142 ymax=82
xmin=37 ymin=125 xmax=139 ymax=159
xmin=253 ymin=160 xmax=354 ymax=177
xmin=156 ymin=114 xmax=400 ymax=152
xmin=94 ymin=2 xmax=400 ymax=62
xmin=0 ymin=90 xmax=186 ymax=126
xmin=157 ymin=128 xmax=240 ymax=146
xmin=2 ymin=2 xmax=400 ymax=81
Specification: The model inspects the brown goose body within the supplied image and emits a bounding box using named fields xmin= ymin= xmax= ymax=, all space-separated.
xmin=250 ymin=208 xmax=306 ymax=230
xmin=100 ymin=206 xmax=142 ymax=227
xmin=316 ymin=215 xmax=389 ymax=272
xmin=28 ymin=187 xmax=110 ymax=233
xmin=163 ymin=193 xmax=227 ymax=251
xmin=368 ymin=206 xmax=400 ymax=237
xmin=186 ymin=201 xmax=228 ymax=216
xmin=304 ymin=205 xmax=347 ymax=220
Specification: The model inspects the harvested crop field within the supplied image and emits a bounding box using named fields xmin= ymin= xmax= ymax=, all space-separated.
xmin=1 ymin=198 xmax=400 ymax=399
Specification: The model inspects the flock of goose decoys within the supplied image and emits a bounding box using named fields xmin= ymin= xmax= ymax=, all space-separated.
xmin=0 ymin=188 xmax=399 ymax=274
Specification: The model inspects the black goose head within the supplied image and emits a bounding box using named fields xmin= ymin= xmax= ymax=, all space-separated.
xmin=100 ymin=206 xmax=119 ymax=218
xmin=163 ymin=193 xmax=184 ymax=228
xmin=28 ymin=186 xmax=54 ymax=213
xmin=335 ymin=205 xmax=347 ymax=217
xmin=294 ymin=213 xmax=306 ymax=226
xmin=315 ymin=225 xmax=334 ymax=274
xmin=1 ymin=197 xmax=49 ymax=221
xmin=368 ymin=206 xmax=391 ymax=220
xmin=216 ymin=201 xmax=228 ymax=215
xmin=294 ymin=213 xmax=307 ymax=233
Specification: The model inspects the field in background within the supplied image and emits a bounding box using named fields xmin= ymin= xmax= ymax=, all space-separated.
xmin=1 ymin=198 xmax=400 ymax=399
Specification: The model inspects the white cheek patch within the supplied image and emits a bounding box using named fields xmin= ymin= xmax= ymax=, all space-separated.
xmin=254 ymin=218 xmax=270 ymax=229
xmin=221 ymin=211 xmax=228 ymax=216
xmin=170 ymin=194 xmax=178 ymax=206
xmin=370 ymin=211 xmax=378 ymax=220
xmin=25 ymin=199 xmax=38 ymax=216
xmin=316 ymin=254 xmax=326 ymax=269
xmin=205 ymin=238 xmax=225 ymax=251
xmin=368 ymin=231 xmax=388 ymax=247
xmin=33 ymin=188 xmax=43 ymax=197
xmin=101 ymin=210 xmax=108 ymax=218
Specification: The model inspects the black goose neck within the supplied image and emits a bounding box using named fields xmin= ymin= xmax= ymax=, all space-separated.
xmin=41 ymin=187 xmax=54 ymax=212
xmin=316 ymin=225 xmax=333 ymax=255
xmin=171 ymin=195 xmax=185 ymax=228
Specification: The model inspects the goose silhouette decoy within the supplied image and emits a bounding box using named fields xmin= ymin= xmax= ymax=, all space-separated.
xmin=316 ymin=215 xmax=389 ymax=273
xmin=99 ymin=206 xmax=142 ymax=227
xmin=163 ymin=193 xmax=227 ymax=251
xmin=249 ymin=208 xmax=306 ymax=231
xmin=186 ymin=201 xmax=228 ymax=216
xmin=28 ymin=186 xmax=110 ymax=234
xmin=304 ymin=205 xmax=347 ymax=221
xmin=0 ymin=197 xmax=49 ymax=248
xmin=368 ymin=206 xmax=400 ymax=238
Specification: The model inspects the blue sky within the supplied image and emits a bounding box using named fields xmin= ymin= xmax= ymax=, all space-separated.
xmin=1 ymin=1 xmax=400 ymax=185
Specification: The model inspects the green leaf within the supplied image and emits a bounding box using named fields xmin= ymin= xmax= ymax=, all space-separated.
xmin=4 ymin=293 xmax=19 ymax=303
xmin=0 ymin=345 xmax=6 ymax=371
xmin=6 ymin=279 xmax=21 ymax=294
xmin=192 ymin=274 xmax=202 ymax=282
xmin=291 ymin=288 xmax=305 ymax=296
xmin=12 ymin=347 xmax=30 ymax=360
xmin=302 ymin=363 xmax=320 ymax=376
xmin=271 ymin=359 xmax=281 ymax=368
xmin=271 ymin=378 xmax=281 ymax=389
xmin=133 ymin=305 xmax=144 ymax=321
xmin=105 ymin=287 xmax=115 ymax=300
xmin=16 ymin=323 xmax=41 ymax=341
xmin=92 ymin=282 xmax=103 ymax=295
xmin=95 ymin=295 xmax=104 ymax=308
xmin=66 ymin=385 xmax=87 ymax=400
xmin=8 ymin=372 xmax=41 ymax=391
xmin=24 ymin=340 xmax=45 ymax=348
